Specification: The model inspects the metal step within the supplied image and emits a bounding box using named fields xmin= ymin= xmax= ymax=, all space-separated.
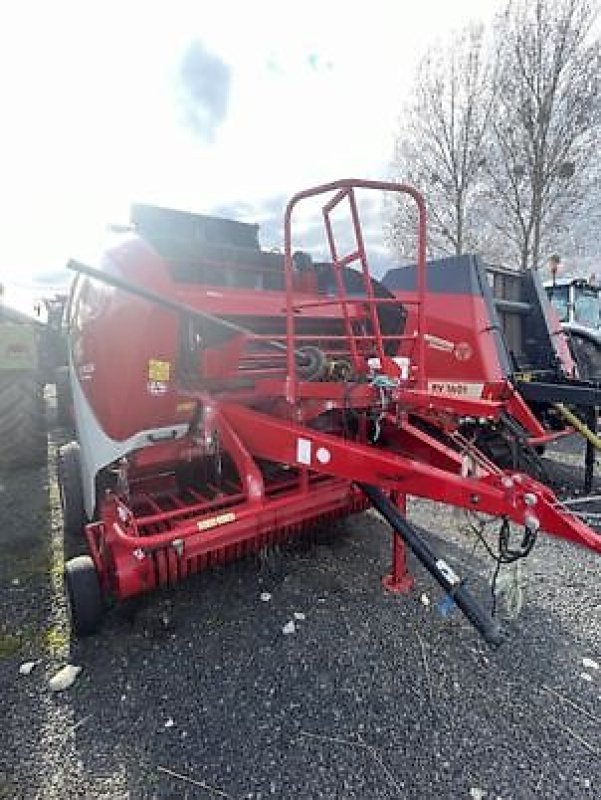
xmin=494 ymin=299 xmax=532 ymax=315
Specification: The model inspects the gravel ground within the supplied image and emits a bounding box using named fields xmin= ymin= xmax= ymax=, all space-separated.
xmin=0 ymin=409 xmax=600 ymax=800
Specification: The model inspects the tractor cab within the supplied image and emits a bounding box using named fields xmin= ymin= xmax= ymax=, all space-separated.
xmin=544 ymin=276 xmax=601 ymax=330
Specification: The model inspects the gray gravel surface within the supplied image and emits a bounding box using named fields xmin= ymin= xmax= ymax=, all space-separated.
xmin=1 ymin=419 xmax=600 ymax=799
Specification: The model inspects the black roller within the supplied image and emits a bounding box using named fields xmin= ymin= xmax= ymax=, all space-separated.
xmin=295 ymin=345 xmax=329 ymax=381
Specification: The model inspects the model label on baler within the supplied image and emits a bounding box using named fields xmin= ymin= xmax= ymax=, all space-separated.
xmin=197 ymin=512 xmax=236 ymax=532
xmin=424 ymin=333 xmax=455 ymax=352
xmin=428 ymin=381 xmax=484 ymax=398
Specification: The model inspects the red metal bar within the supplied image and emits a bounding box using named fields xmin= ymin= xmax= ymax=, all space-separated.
xmin=166 ymin=492 xmax=187 ymax=509
xmin=323 ymin=211 xmax=362 ymax=370
xmin=214 ymin=407 xmax=265 ymax=504
xmin=220 ymin=401 xmax=601 ymax=553
xmin=253 ymin=380 xmax=378 ymax=405
xmin=289 ymin=297 xmax=413 ymax=310
xmin=503 ymin=384 xmax=549 ymax=439
xmin=246 ymin=332 xmax=409 ymax=342
xmin=382 ymin=493 xmax=414 ymax=594
xmin=337 ymin=250 xmax=361 ymax=268
xmin=322 ymin=187 xmax=351 ymax=214
xmin=138 ymin=494 xmax=163 ymax=514
xmin=527 ymin=429 xmax=573 ymax=447
xmin=134 ymin=490 xmax=246 ymax=528
xmin=346 ymin=188 xmax=386 ymax=363
xmin=384 ymin=417 xmax=465 ymax=473
xmin=102 ymin=476 xmax=355 ymax=552
xmin=186 ymin=486 xmax=219 ymax=503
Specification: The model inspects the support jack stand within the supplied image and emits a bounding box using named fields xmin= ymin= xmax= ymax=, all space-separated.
xmin=382 ymin=493 xmax=415 ymax=594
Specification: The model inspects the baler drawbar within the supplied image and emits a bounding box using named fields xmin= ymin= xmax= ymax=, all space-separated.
xmin=59 ymin=179 xmax=601 ymax=643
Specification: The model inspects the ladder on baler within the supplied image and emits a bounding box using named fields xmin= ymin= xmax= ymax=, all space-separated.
xmin=321 ymin=185 xmax=388 ymax=370
xmin=282 ymin=179 xmax=428 ymax=404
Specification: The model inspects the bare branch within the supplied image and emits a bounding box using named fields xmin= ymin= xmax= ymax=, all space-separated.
xmin=388 ymin=24 xmax=494 ymax=258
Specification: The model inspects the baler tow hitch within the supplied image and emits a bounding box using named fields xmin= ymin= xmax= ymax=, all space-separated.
xmin=359 ymin=484 xmax=505 ymax=646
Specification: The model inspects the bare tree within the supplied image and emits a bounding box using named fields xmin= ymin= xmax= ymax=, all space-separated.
xmin=559 ymin=161 xmax=601 ymax=260
xmin=387 ymin=25 xmax=496 ymax=260
xmin=485 ymin=0 xmax=601 ymax=270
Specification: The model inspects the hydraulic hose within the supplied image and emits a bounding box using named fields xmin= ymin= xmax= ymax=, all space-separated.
xmin=67 ymin=260 xmax=311 ymax=366
xmin=359 ymin=483 xmax=505 ymax=646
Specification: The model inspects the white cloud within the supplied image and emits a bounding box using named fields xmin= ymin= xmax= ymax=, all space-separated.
xmin=0 ymin=0 xmax=499 ymax=289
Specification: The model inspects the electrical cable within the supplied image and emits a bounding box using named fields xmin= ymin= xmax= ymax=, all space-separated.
xmin=464 ymin=513 xmax=537 ymax=617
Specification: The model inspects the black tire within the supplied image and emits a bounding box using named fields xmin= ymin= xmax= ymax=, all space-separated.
xmin=296 ymin=345 xmax=329 ymax=381
xmin=0 ymin=373 xmax=46 ymax=469
xmin=58 ymin=441 xmax=85 ymax=539
xmin=64 ymin=556 xmax=103 ymax=636
xmin=569 ymin=333 xmax=601 ymax=381
xmin=55 ymin=366 xmax=72 ymax=428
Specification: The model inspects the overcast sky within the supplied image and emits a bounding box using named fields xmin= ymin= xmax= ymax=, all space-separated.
xmin=0 ymin=0 xmax=498 ymax=304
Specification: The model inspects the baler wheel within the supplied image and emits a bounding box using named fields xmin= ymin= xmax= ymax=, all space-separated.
xmin=64 ymin=556 xmax=103 ymax=636
xmin=58 ymin=442 xmax=85 ymax=540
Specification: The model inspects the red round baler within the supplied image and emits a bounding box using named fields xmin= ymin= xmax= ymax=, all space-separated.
xmin=58 ymin=180 xmax=600 ymax=640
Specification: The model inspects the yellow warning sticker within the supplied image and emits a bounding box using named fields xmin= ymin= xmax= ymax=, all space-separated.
xmin=176 ymin=401 xmax=196 ymax=413
xmin=148 ymin=359 xmax=171 ymax=382
xmin=197 ymin=512 xmax=236 ymax=532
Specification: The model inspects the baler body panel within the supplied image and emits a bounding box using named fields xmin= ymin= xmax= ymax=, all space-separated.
xmin=383 ymin=255 xmax=508 ymax=397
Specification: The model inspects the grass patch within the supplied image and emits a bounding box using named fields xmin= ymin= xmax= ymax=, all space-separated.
xmin=7 ymin=549 xmax=49 ymax=580
xmin=0 ymin=630 xmax=21 ymax=658
xmin=43 ymin=625 xmax=69 ymax=656
xmin=0 ymin=621 xmax=71 ymax=660
xmin=5 ymin=542 xmax=64 ymax=583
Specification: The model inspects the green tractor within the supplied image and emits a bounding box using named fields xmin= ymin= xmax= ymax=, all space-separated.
xmin=0 ymin=288 xmax=68 ymax=469
xmin=544 ymin=275 xmax=601 ymax=380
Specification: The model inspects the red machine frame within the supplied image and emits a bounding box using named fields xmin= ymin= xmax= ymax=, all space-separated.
xmin=66 ymin=180 xmax=601 ymax=642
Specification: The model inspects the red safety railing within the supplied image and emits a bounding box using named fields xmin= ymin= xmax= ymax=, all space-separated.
xmin=283 ymin=179 xmax=427 ymax=404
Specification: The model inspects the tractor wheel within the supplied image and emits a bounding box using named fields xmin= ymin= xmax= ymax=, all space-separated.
xmin=64 ymin=556 xmax=103 ymax=636
xmin=55 ymin=366 xmax=72 ymax=428
xmin=569 ymin=333 xmax=601 ymax=381
xmin=58 ymin=442 xmax=86 ymax=540
xmin=0 ymin=373 xmax=46 ymax=469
